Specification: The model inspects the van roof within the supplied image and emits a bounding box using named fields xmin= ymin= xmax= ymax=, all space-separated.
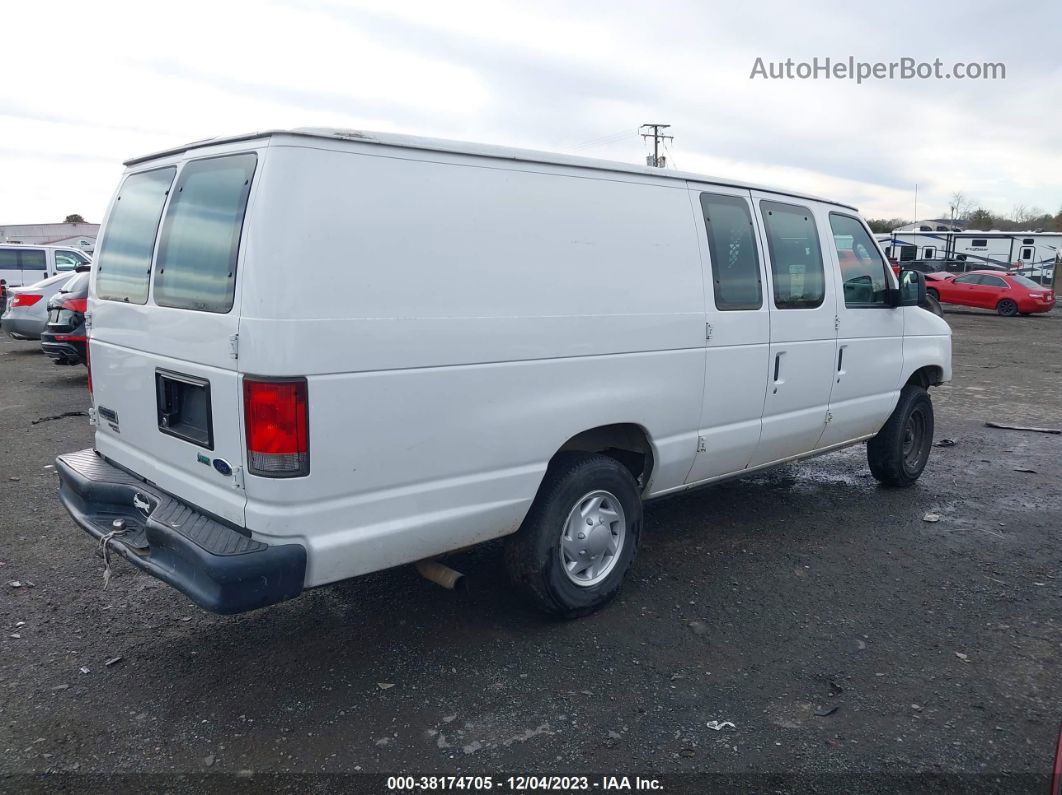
xmin=0 ymin=243 xmax=91 ymax=251
xmin=124 ymin=128 xmax=860 ymax=212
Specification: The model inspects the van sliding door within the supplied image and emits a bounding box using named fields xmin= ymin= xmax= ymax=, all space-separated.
xmin=746 ymin=194 xmax=838 ymax=467
xmin=684 ymin=187 xmax=770 ymax=483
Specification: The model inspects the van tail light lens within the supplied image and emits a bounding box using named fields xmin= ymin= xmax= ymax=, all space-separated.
xmin=243 ymin=378 xmax=309 ymax=477
xmin=11 ymin=293 xmax=43 ymax=308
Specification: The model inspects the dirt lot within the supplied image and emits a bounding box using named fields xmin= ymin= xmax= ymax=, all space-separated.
xmin=1 ymin=308 xmax=1060 ymax=790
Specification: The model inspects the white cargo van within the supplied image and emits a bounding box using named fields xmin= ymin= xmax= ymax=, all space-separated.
xmin=56 ymin=129 xmax=950 ymax=617
xmin=0 ymin=244 xmax=91 ymax=289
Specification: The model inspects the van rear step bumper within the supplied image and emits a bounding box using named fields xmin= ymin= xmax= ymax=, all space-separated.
xmin=56 ymin=449 xmax=306 ymax=614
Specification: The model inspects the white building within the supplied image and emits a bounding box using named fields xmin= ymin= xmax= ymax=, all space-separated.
xmin=0 ymin=222 xmax=99 ymax=253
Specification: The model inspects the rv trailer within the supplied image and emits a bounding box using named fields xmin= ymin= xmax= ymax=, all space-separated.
xmin=880 ymin=230 xmax=1059 ymax=284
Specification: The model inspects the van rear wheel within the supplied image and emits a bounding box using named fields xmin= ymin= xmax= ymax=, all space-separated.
xmin=867 ymin=384 xmax=934 ymax=487
xmin=505 ymin=453 xmax=641 ymax=618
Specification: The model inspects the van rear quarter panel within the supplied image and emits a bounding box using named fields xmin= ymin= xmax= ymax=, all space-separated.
xmin=238 ymin=142 xmax=706 ymax=585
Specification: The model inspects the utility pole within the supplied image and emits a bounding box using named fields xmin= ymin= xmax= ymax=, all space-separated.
xmin=640 ymin=123 xmax=673 ymax=168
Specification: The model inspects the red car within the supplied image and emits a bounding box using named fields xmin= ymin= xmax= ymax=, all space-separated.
xmin=925 ymin=270 xmax=1056 ymax=316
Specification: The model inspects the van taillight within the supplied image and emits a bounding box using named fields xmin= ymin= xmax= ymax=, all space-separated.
xmin=243 ymin=378 xmax=309 ymax=477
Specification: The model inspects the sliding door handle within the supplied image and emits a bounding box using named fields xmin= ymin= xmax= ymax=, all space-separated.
xmin=772 ymin=351 xmax=785 ymax=393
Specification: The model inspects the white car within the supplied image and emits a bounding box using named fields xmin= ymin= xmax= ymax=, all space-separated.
xmin=56 ymin=129 xmax=951 ymax=617
xmin=2 ymin=272 xmax=81 ymax=340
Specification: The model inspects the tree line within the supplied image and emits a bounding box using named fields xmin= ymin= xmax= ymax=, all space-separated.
xmin=867 ymin=192 xmax=1062 ymax=234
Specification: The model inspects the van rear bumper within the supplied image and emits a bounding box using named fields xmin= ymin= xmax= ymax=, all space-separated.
xmin=56 ymin=448 xmax=306 ymax=614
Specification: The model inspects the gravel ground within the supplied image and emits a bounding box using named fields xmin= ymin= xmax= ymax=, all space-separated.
xmin=0 ymin=308 xmax=1059 ymax=791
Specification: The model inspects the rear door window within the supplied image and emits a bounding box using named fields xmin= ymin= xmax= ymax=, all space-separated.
xmin=95 ymin=167 xmax=177 ymax=304
xmin=153 ymin=153 xmax=257 ymax=314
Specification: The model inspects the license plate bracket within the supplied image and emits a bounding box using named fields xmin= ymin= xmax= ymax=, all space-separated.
xmin=155 ymin=369 xmax=214 ymax=450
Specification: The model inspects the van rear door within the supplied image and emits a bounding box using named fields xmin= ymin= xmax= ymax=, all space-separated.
xmin=89 ymin=151 xmax=259 ymax=527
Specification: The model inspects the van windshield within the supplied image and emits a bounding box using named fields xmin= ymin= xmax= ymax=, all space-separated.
xmin=153 ymin=153 xmax=257 ymax=314
xmin=95 ymin=167 xmax=176 ymax=304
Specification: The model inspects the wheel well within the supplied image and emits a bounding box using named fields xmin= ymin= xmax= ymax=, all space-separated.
xmin=555 ymin=424 xmax=655 ymax=492
xmin=906 ymin=365 xmax=944 ymax=389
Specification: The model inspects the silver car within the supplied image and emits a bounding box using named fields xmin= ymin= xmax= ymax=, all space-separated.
xmin=1 ymin=272 xmax=80 ymax=340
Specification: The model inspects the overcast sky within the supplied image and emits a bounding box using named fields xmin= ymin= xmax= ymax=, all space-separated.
xmin=2 ymin=0 xmax=1059 ymax=224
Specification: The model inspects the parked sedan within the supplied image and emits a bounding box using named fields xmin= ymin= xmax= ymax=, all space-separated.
xmin=40 ymin=271 xmax=90 ymax=364
xmin=1 ymin=272 xmax=80 ymax=340
xmin=927 ymin=270 xmax=1056 ymax=316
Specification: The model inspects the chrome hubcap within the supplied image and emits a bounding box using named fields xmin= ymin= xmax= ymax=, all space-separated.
xmin=560 ymin=490 xmax=626 ymax=587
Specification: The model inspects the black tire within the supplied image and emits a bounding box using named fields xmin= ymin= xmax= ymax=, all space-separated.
xmin=997 ymin=299 xmax=1018 ymax=317
xmin=867 ymin=384 xmax=934 ymax=487
xmin=926 ymin=287 xmax=939 ymax=301
xmin=505 ymin=453 xmax=641 ymax=618
xmin=924 ymin=294 xmax=944 ymax=317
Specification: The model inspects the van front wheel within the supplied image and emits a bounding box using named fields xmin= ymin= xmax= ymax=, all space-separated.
xmin=867 ymin=384 xmax=934 ymax=487
xmin=505 ymin=453 xmax=641 ymax=618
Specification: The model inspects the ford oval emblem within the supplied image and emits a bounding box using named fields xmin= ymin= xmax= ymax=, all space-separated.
xmin=213 ymin=458 xmax=232 ymax=476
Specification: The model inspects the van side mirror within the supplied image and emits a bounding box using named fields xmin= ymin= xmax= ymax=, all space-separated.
xmin=897 ymin=269 xmax=927 ymax=307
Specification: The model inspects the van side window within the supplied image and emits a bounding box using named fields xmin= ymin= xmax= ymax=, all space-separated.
xmin=0 ymin=249 xmax=45 ymax=270
xmin=760 ymin=201 xmax=825 ymax=309
xmin=96 ymin=167 xmax=177 ymax=305
xmin=20 ymin=249 xmax=47 ymax=270
xmin=699 ymin=193 xmax=762 ymax=310
xmin=153 ymin=153 xmax=257 ymax=314
xmin=828 ymin=213 xmax=891 ymax=307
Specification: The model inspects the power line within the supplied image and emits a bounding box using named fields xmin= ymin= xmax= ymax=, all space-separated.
xmin=662 ymin=138 xmax=678 ymax=170
xmin=566 ymin=128 xmax=635 ymax=152
xmin=639 ymin=123 xmax=673 ymax=168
